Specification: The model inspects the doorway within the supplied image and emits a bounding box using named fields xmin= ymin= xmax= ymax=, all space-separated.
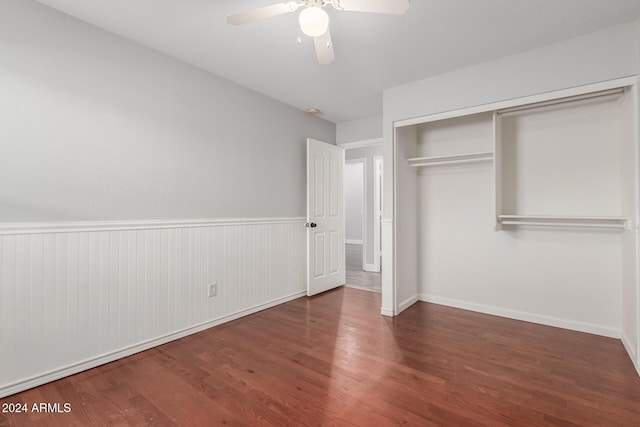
xmin=343 ymin=144 xmax=383 ymax=293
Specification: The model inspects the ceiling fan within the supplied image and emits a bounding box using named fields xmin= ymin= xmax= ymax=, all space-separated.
xmin=226 ymin=0 xmax=410 ymax=64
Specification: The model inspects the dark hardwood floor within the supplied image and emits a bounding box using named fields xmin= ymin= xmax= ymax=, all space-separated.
xmin=2 ymin=287 xmax=640 ymax=426
xmin=345 ymin=243 xmax=381 ymax=293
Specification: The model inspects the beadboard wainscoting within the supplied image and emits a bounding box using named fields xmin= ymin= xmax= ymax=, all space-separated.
xmin=0 ymin=218 xmax=306 ymax=398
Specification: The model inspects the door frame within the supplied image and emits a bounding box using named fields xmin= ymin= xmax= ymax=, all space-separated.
xmin=339 ymin=138 xmax=384 ymax=274
xmin=373 ymin=155 xmax=383 ymax=272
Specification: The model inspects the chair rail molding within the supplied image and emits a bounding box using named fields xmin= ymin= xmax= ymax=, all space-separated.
xmin=0 ymin=217 xmax=305 ymax=236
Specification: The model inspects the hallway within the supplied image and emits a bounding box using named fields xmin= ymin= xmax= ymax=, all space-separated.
xmin=345 ymin=243 xmax=381 ymax=293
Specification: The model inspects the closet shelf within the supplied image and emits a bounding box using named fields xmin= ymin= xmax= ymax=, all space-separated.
xmin=497 ymin=215 xmax=628 ymax=229
xmin=407 ymin=151 xmax=493 ymax=167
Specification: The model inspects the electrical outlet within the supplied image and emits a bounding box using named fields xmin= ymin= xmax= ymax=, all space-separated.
xmin=208 ymin=282 xmax=217 ymax=298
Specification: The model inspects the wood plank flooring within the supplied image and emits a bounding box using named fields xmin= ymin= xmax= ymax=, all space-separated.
xmin=2 ymin=287 xmax=640 ymax=426
xmin=345 ymin=243 xmax=381 ymax=293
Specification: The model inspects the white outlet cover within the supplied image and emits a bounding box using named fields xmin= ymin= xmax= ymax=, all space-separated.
xmin=208 ymin=283 xmax=217 ymax=297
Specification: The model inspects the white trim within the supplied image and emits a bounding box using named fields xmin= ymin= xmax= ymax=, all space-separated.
xmin=496 ymin=88 xmax=624 ymax=117
xmin=363 ymin=263 xmax=378 ymax=272
xmin=345 ymin=239 xmax=363 ymax=245
xmin=344 ymin=284 xmax=380 ymax=293
xmin=493 ymin=111 xmax=502 ymax=231
xmin=381 ymin=220 xmax=394 ymax=316
xmin=345 ymin=158 xmax=366 ymax=164
xmin=621 ymin=331 xmax=640 ymax=377
xmin=632 ymin=79 xmax=640 ymax=380
xmin=392 ymin=123 xmax=399 ymax=318
xmin=398 ymin=295 xmax=419 ymax=314
xmin=380 ymin=307 xmax=394 ymax=317
xmin=0 ymin=217 xmax=305 ymax=236
xmin=622 ymin=331 xmax=637 ymax=364
xmin=338 ymin=138 xmax=383 ymax=150
xmin=0 ymin=290 xmax=306 ymax=398
xmin=373 ymin=155 xmax=383 ymax=272
xmin=394 ymin=76 xmax=636 ymax=128
xmin=419 ymin=294 xmax=620 ymax=338
xmin=362 ymin=157 xmax=368 ymax=270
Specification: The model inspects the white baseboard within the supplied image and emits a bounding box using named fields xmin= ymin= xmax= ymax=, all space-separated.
xmin=622 ymin=331 xmax=637 ymax=360
xmin=345 ymin=239 xmax=363 ymax=245
xmin=418 ymin=294 xmax=620 ymax=339
xmin=0 ymin=291 xmax=306 ymax=398
xmin=621 ymin=331 xmax=640 ymax=377
xmin=398 ymin=295 xmax=419 ymax=314
xmin=363 ymin=263 xmax=379 ymax=273
xmin=344 ymin=284 xmax=380 ymax=293
xmin=380 ymin=307 xmax=394 ymax=317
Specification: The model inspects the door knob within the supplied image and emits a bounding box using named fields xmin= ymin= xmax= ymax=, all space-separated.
xmin=305 ymin=222 xmax=317 ymax=228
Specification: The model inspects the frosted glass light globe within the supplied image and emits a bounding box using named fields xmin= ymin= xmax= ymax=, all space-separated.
xmin=299 ymin=7 xmax=329 ymax=38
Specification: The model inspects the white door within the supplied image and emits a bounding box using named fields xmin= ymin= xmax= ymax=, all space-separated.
xmin=307 ymin=138 xmax=345 ymax=296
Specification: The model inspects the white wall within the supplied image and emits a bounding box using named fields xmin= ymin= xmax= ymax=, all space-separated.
xmin=0 ymin=0 xmax=335 ymax=222
xmin=337 ymin=115 xmax=382 ymax=144
xmin=345 ymin=162 xmax=364 ymax=243
xmin=382 ymin=20 xmax=640 ymax=316
xmin=0 ymin=0 xmax=334 ymax=397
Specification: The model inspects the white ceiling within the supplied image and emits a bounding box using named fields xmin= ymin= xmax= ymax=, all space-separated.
xmin=36 ymin=0 xmax=640 ymax=123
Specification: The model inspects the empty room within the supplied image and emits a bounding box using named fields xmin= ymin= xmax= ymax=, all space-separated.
xmin=2 ymin=0 xmax=640 ymax=425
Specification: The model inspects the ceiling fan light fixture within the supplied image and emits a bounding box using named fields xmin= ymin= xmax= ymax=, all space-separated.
xmin=299 ymin=7 xmax=329 ymax=37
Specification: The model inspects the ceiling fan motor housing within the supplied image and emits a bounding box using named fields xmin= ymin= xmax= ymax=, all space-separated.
xmin=305 ymin=0 xmax=326 ymax=7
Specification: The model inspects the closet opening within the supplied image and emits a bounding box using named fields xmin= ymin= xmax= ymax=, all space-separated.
xmin=389 ymin=77 xmax=640 ymax=373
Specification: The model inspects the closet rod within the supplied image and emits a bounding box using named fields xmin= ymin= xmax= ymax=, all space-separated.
xmin=497 ymin=88 xmax=625 ymax=116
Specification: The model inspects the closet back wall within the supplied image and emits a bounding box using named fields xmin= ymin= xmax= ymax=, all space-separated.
xmin=0 ymin=0 xmax=334 ymax=397
xmin=415 ymin=110 xmax=623 ymax=337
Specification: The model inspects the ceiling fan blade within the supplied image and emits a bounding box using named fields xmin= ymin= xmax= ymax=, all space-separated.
xmin=226 ymin=1 xmax=300 ymax=26
xmin=333 ymin=0 xmax=410 ymax=15
xmin=314 ymin=28 xmax=335 ymax=65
